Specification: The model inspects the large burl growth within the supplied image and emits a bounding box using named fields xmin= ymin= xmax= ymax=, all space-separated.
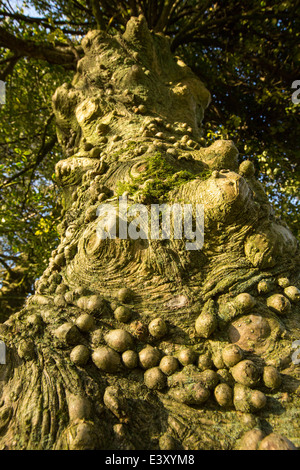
xmin=0 ymin=16 xmax=299 ymax=450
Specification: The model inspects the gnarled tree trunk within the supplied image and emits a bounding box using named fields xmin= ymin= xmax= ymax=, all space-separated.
xmin=0 ymin=16 xmax=299 ymax=450
xmin=0 ymin=254 xmax=34 ymax=322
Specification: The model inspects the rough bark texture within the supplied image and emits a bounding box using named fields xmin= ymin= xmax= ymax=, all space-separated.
xmin=0 ymin=16 xmax=299 ymax=450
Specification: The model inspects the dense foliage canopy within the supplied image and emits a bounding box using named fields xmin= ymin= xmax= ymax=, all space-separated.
xmin=0 ymin=0 xmax=299 ymax=315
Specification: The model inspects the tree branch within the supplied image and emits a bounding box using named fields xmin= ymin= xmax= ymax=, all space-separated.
xmin=0 ymin=115 xmax=57 ymax=190
xmin=0 ymin=26 xmax=78 ymax=69
xmin=90 ymin=0 xmax=106 ymax=29
xmin=154 ymin=0 xmax=175 ymax=32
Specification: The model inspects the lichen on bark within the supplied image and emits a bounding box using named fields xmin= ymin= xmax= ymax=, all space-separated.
xmin=0 ymin=15 xmax=299 ymax=450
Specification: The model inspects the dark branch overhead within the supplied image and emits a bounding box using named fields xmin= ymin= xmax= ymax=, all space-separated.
xmin=0 ymin=26 xmax=79 ymax=68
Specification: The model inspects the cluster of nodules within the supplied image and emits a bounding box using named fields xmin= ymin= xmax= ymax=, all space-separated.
xmin=78 ymin=114 xmax=204 ymax=166
xmin=50 ymin=288 xmax=175 ymax=375
xmin=78 ymin=121 xmax=121 ymax=160
xmin=32 ymin=271 xmax=299 ymax=416
xmin=56 ymin=171 xmax=114 ymax=238
xmin=196 ymin=293 xmax=257 ymax=338
xmin=69 ymin=318 xmax=284 ymax=415
xmin=213 ymin=282 xmax=298 ymax=332
xmin=257 ymin=276 xmax=300 ymax=310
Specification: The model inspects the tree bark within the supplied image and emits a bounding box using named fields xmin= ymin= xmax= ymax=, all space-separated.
xmin=0 ymin=15 xmax=299 ymax=450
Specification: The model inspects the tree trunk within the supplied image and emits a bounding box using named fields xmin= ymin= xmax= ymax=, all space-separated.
xmin=0 ymin=15 xmax=299 ymax=450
